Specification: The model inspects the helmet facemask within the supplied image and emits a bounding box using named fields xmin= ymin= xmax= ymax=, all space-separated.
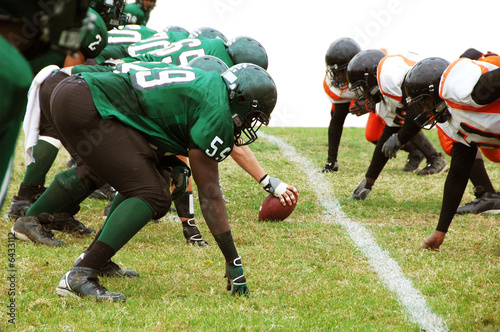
xmin=326 ymin=64 xmax=349 ymax=90
xmin=230 ymin=87 xmax=270 ymax=146
xmin=408 ymin=95 xmax=449 ymax=130
xmin=350 ymin=76 xmax=381 ymax=113
xmin=222 ymin=63 xmax=277 ymax=146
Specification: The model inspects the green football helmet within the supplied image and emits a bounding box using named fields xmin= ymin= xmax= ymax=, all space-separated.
xmin=89 ymin=0 xmax=125 ymax=29
xmin=188 ymin=55 xmax=229 ymax=74
xmin=189 ymin=27 xmax=228 ymax=43
xmin=221 ymin=63 xmax=277 ymax=145
xmin=79 ymin=8 xmax=109 ymax=59
xmin=226 ymin=36 xmax=269 ymax=70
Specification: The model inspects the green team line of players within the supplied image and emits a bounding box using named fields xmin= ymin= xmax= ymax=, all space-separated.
xmin=8 ymin=9 xmax=299 ymax=299
xmin=9 ymin=23 xmax=280 ymax=246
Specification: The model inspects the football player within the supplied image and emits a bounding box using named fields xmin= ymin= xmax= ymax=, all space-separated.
xmin=37 ymin=63 xmax=278 ymax=301
xmin=382 ymin=49 xmax=500 ymax=215
xmin=321 ymin=38 xmax=385 ymax=173
xmin=402 ymin=56 xmax=500 ymax=250
xmin=7 ymin=8 xmax=110 ymax=226
xmin=347 ymin=50 xmax=448 ymax=200
xmin=0 ymin=0 xmax=89 ymax=209
xmin=124 ymin=36 xmax=269 ymax=70
xmin=96 ymin=25 xmax=189 ymax=63
xmin=170 ymin=56 xmax=298 ymax=247
xmin=121 ymin=0 xmax=156 ymax=26
xmin=321 ymin=40 xmax=428 ymax=174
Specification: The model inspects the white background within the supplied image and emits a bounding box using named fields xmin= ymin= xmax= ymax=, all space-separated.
xmin=147 ymin=0 xmax=498 ymax=128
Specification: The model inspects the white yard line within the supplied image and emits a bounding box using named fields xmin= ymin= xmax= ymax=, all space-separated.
xmin=260 ymin=132 xmax=448 ymax=332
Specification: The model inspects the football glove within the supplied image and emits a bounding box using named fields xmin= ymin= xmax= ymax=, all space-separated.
xmin=225 ymin=257 xmax=249 ymax=296
xmin=160 ymin=156 xmax=191 ymax=201
xmin=259 ymin=174 xmax=288 ymax=197
xmin=381 ymin=133 xmax=401 ymax=159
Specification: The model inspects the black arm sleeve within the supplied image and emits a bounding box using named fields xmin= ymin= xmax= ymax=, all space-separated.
xmin=436 ymin=142 xmax=477 ymax=233
xmin=471 ymin=68 xmax=500 ymax=105
xmin=395 ymin=103 xmax=423 ymax=145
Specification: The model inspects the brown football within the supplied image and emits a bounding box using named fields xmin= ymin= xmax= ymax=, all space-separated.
xmin=258 ymin=194 xmax=297 ymax=221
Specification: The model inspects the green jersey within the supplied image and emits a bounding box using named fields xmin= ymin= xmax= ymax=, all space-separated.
xmin=72 ymin=61 xmax=174 ymax=75
xmin=126 ymin=30 xmax=190 ymax=57
xmin=123 ymin=38 xmax=234 ymax=67
xmin=96 ymin=25 xmax=158 ymax=62
xmin=107 ymin=25 xmax=157 ymax=45
xmin=81 ymin=67 xmax=235 ymax=161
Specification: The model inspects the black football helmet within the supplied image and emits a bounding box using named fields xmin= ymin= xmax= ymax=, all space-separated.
xmin=189 ymin=27 xmax=228 ymax=43
xmin=90 ymin=0 xmax=125 ymax=29
xmin=188 ymin=55 xmax=229 ymax=74
xmin=404 ymin=57 xmax=450 ymax=129
xmin=346 ymin=49 xmax=386 ymax=111
xmin=325 ymin=38 xmax=361 ymax=90
xmin=221 ymin=64 xmax=277 ymax=145
xmin=226 ymin=36 xmax=269 ymax=70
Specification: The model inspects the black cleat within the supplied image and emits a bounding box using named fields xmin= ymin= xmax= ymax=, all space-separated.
xmin=182 ymin=219 xmax=209 ymax=247
xmin=41 ymin=212 xmax=96 ymax=235
xmin=56 ymin=267 xmax=126 ymax=302
xmin=319 ymin=161 xmax=339 ymax=173
xmin=74 ymin=253 xmax=140 ymax=278
xmin=89 ymin=184 xmax=117 ymax=200
xmin=8 ymin=199 xmax=32 ymax=220
xmin=11 ymin=216 xmax=66 ymax=247
xmin=403 ymin=150 xmax=424 ymax=172
xmin=457 ymin=187 xmax=500 ymax=214
xmin=417 ymin=153 xmax=448 ymax=176
xmin=8 ymin=183 xmax=46 ymax=219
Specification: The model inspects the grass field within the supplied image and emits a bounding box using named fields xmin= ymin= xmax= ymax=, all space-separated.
xmin=1 ymin=127 xmax=499 ymax=331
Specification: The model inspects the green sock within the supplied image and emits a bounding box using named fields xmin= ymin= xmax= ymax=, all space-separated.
xmin=105 ymin=192 xmax=126 ymax=221
xmin=26 ymin=168 xmax=88 ymax=216
xmin=96 ymin=192 xmax=126 ymax=234
xmin=23 ymin=140 xmax=59 ymax=185
xmin=98 ymin=197 xmax=154 ymax=252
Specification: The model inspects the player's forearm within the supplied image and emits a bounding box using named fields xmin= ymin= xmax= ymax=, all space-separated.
xmin=231 ymin=145 xmax=266 ymax=182
xmin=436 ymin=143 xmax=476 ymax=232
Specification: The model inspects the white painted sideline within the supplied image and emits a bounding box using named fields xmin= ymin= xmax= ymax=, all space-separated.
xmin=260 ymin=132 xmax=448 ymax=332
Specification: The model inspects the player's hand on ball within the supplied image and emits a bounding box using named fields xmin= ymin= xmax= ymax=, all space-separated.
xmin=279 ymin=186 xmax=299 ymax=206
xmin=225 ymin=257 xmax=249 ymax=296
xmin=260 ymin=174 xmax=298 ymax=206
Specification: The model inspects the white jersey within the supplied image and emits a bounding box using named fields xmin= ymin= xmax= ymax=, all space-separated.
xmin=438 ymin=58 xmax=500 ymax=148
xmin=375 ymin=55 xmax=416 ymax=127
xmin=323 ymin=75 xmax=355 ymax=104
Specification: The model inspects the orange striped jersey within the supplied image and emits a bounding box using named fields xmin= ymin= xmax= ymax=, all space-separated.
xmin=438 ymin=58 xmax=500 ymax=149
xmin=375 ymin=54 xmax=417 ymax=127
xmin=323 ymin=75 xmax=355 ymax=104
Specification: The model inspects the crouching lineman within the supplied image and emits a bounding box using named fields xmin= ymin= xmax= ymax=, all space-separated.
xmin=45 ymin=63 xmax=277 ymax=301
xmin=403 ymin=56 xmax=500 ymax=250
xmin=347 ymin=50 xmax=447 ymax=201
